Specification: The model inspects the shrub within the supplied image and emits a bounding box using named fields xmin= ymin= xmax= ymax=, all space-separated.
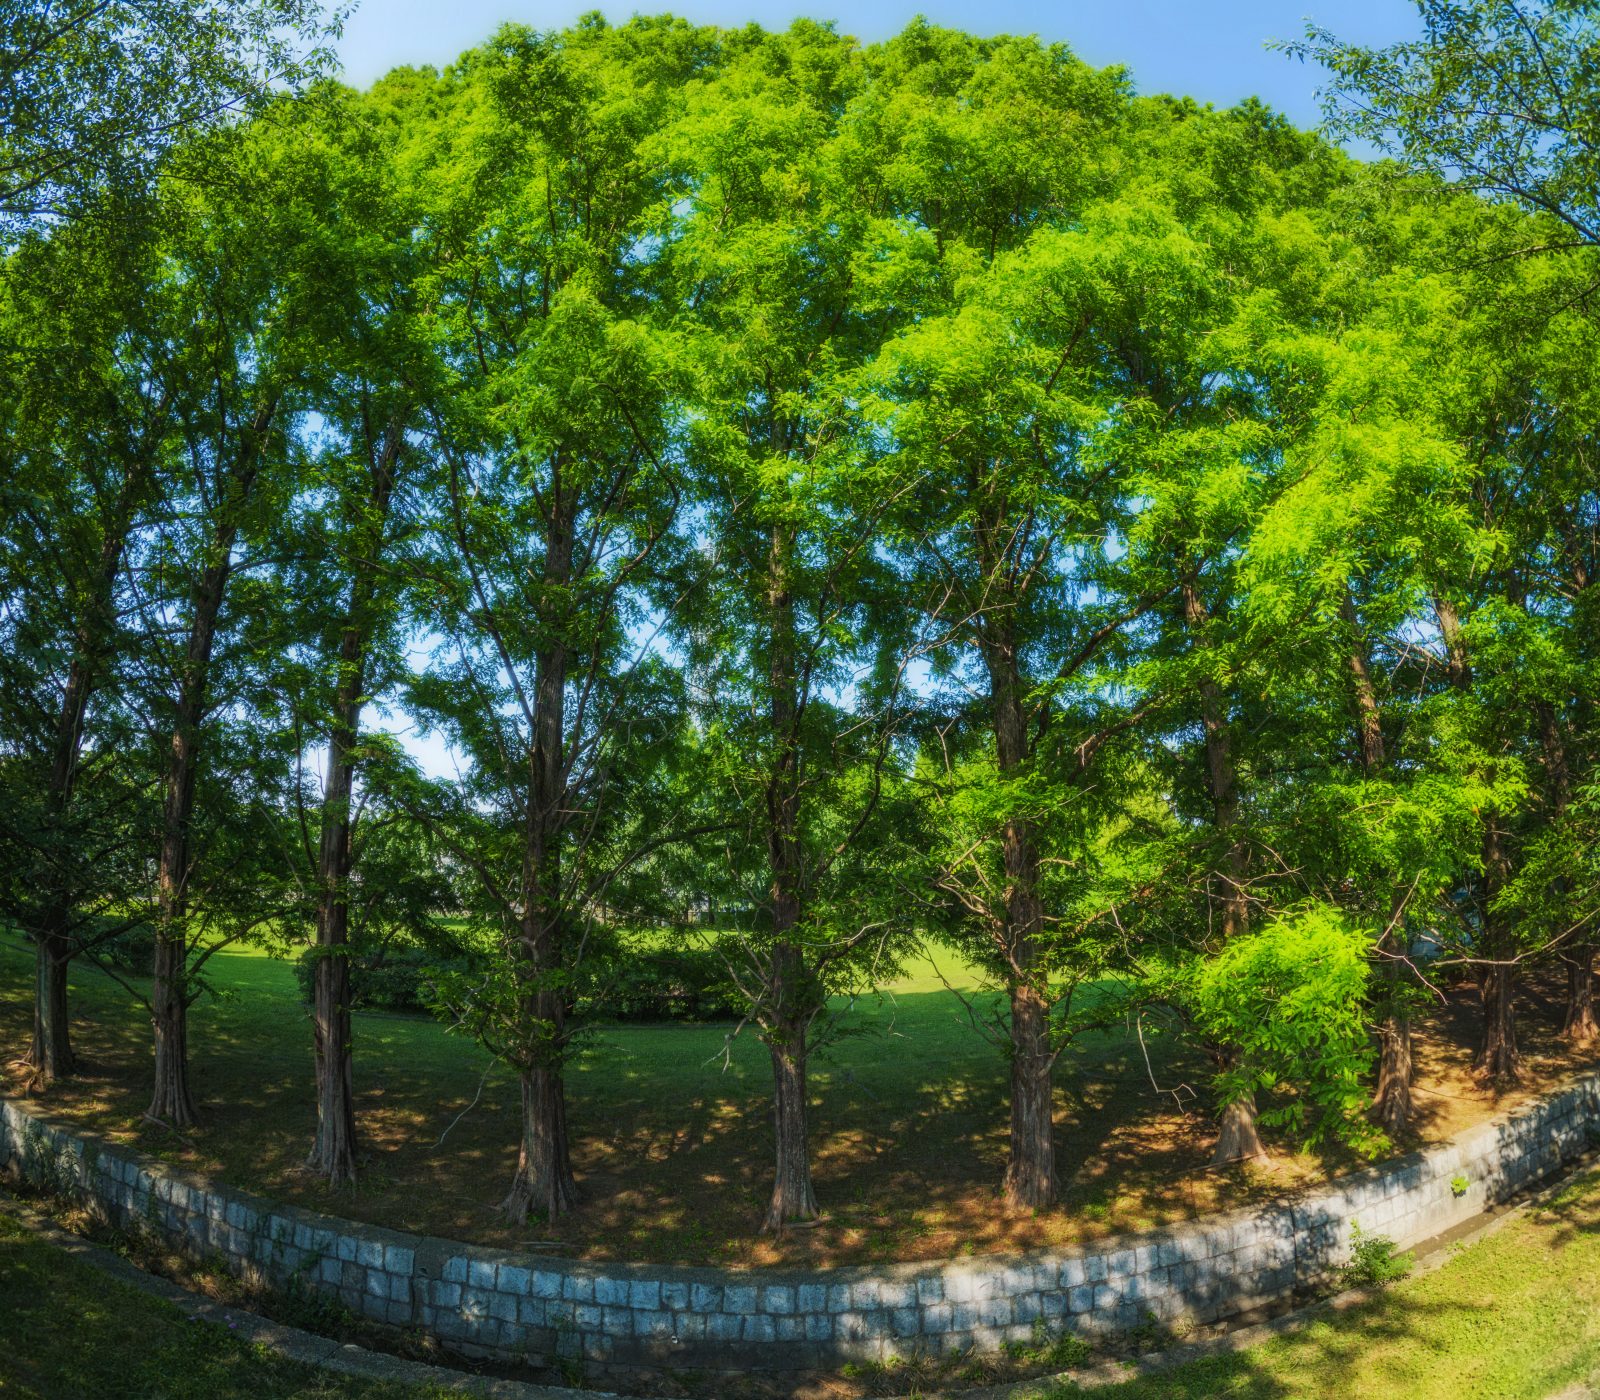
xmin=583 ymin=942 xmax=742 ymax=1023
xmin=1341 ymin=1222 xmax=1413 ymax=1287
xmin=294 ymin=939 xmax=474 ymax=1015
xmin=96 ymin=920 xmax=156 ymax=973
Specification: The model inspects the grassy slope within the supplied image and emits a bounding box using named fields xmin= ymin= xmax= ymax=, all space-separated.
xmin=1062 ymin=1169 xmax=1600 ymax=1399
xmin=0 ymin=1208 xmax=439 ymax=1400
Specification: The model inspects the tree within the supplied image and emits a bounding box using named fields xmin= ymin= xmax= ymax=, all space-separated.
xmin=130 ymin=111 xmax=361 ymax=1126
xmin=663 ymin=20 xmax=945 ymax=1231
xmin=1292 ymin=0 xmax=1600 ymax=245
xmin=399 ymin=18 xmax=713 ymax=1222
xmin=0 ymin=196 xmax=170 ymax=1084
xmin=0 ymin=0 xmax=341 ymax=234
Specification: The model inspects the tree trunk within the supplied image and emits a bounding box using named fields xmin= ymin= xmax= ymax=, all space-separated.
xmin=1562 ymin=947 xmax=1599 ymax=1047
xmin=148 ymin=930 xmax=197 ymax=1125
xmin=1476 ymin=961 xmax=1520 ymax=1085
xmin=1181 ymin=578 xmax=1260 ymax=1164
xmin=147 ymin=401 xmax=273 ymax=1127
xmin=24 ymin=460 xmax=146 ymax=1083
xmin=29 ymin=915 xmax=75 ymax=1082
xmin=972 ymin=504 xmax=1057 ymax=1210
xmin=764 ymin=1022 xmax=819 ymax=1233
xmin=307 ymin=413 xmax=404 ymax=1187
xmin=501 ymin=1047 xmax=579 ymax=1221
xmin=756 ymin=523 xmax=826 ymax=1233
xmin=1005 ymin=979 xmax=1055 ymax=1208
xmin=1215 ymin=1094 xmax=1269 ymax=1165
xmin=499 ymin=481 xmax=579 ymax=1224
xmin=1345 ymin=593 xmax=1415 ymax=1136
xmin=1371 ymin=1006 xmax=1414 ymax=1136
xmin=1474 ymin=821 xmax=1521 ymax=1087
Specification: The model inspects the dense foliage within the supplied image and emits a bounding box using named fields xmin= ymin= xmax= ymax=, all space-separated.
xmin=1 ymin=0 xmax=1596 ymax=1233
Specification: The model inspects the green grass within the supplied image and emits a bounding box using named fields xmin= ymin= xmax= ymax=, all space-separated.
xmin=0 ymin=931 xmax=1576 ymax=1268
xmin=0 ymin=1208 xmax=442 ymax=1400
xmin=1042 ymin=1170 xmax=1600 ymax=1399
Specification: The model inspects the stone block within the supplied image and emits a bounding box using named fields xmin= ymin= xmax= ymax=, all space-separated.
xmin=594 ymin=1276 xmax=629 ymax=1307
xmin=723 ymin=1283 xmax=758 ymax=1313
xmin=532 ymin=1270 xmax=562 ymax=1299
xmin=690 ymin=1282 xmax=723 ymax=1312
xmin=761 ymin=1285 xmax=795 ymax=1314
xmin=629 ymin=1279 xmax=661 ymax=1311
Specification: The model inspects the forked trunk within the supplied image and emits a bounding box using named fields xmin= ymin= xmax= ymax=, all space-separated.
xmin=1371 ymin=1010 xmax=1414 ymax=1137
xmin=1476 ymin=962 xmax=1520 ymax=1086
xmin=148 ymin=932 xmax=197 ymax=1127
xmin=764 ymin=1025 xmax=819 ymax=1233
xmin=1005 ymin=980 xmax=1055 ymax=1209
xmin=1563 ymin=947 xmax=1599 ymax=1047
xmin=501 ymin=1056 xmax=579 ymax=1222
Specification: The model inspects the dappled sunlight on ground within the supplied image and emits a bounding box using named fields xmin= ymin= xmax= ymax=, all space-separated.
xmin=3 ymin=936 xmax=1598 ymax=1269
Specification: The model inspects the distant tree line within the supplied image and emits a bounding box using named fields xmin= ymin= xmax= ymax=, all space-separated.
xmin=1 ymin=0 xmax=1596 ymax=1235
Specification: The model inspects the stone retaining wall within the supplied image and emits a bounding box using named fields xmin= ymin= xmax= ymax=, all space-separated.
xmin=5 ymin=1071 xmax=1599 ymax=1371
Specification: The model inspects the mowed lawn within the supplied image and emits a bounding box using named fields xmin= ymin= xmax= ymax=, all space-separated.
xmin=0 ymin=932 xmax=1592 ymax=1267
xmin=8 ymin=1166 xmax=1600 ymax=1399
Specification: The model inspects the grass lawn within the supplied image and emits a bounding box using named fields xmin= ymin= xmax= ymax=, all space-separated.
xmin=1 ymin=931 xmax=1593 ymax=1269
xmin=1064 ymin=1167 xmax=1600 ymax=1399
xmin=0 ymin=1207 xmax=440 ymax=1400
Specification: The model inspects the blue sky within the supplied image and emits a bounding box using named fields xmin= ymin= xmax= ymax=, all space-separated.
xmin=334 ymin=0 xmax=1421 ymax=133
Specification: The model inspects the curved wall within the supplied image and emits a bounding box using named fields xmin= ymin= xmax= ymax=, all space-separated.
xmin=4 ymin=1072 xmax=1598 ymax=1370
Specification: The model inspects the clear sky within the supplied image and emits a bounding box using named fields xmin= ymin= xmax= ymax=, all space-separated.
xmin=333 ymin=0 xmax=1421 ymax=133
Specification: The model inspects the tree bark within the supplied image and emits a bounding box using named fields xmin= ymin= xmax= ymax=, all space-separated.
xmin=972 ymin=502 xmax=1057 ymax=1210
xmin=1215 ymin=1094 xmax=1268 ymax=1165
xmin=147 ymin=402 xmax=274 ymax=1127
xmin=759 ymin=524 xmax=822 ymax=1232
xmin=1371 ymin=1004 xmax=1414 ymax=1136
xmin=1005 ymin=980 xmax=1055 ymax=1208
xmin=1563 ymin=948 xmax=1599 ymax=1047
xmin=148 ymin=930 xmax=197 ymax=1125
xmin=307 ymin=414 xmax=405 ymax=1187
xmin=25 ymin=457 xmax=148 ymax=1084
xmin=500 ymin=479 xmax=580 ymax=1223
xmin=502 ymin=1038 xmax=579 ymax=1221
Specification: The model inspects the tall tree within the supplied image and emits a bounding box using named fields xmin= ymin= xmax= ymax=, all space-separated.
xmin=1 ymin=0 xmax=340 ymax=234
xmin=401 ymin=19 xmax=712 ymax=1221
